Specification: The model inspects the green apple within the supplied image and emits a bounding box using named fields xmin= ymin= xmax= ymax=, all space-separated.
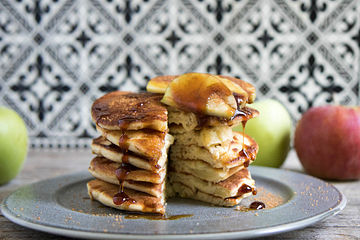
xmin=233 ymin=99 xmax=292 ymax=168
xmin=0 ymin=106 xmax=28 ymax=185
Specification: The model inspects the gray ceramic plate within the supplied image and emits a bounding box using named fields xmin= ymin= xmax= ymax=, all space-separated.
xmin=1 ymin=166 xmax=346 ymax=239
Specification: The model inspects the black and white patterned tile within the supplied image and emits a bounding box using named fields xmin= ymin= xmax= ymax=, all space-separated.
xmin=0 ymin=0 xmax=359 ymax=149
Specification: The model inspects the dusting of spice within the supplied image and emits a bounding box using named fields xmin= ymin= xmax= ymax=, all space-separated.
xmin=235 ymin=187 xmax=284 ymax=212
xmin=125 ymin=214 xmax=193 ymax=221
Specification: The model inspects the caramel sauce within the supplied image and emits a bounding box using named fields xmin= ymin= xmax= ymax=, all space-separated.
xmin=125 ymin=214 xmax=193 ymax=221
xmin=117 ymin=119 xmax=130 ymax=129
xmin=93 ymin=106 xmax=110 ymax=124
xmin=230 ymin=108 xmax=246 ymax=120
xmin=115 ymin=164 xmax=134 ymax=182
xmin=243 ymin=160 xmax=250 ymax=168
xmin=196 ymin=114 xmax=209 ymax=128
xmin=113 ymin=131 xmax=136 ymax=205
xmin=118 ymin=132 xmax=129 ymax=150
xmin=235 ymin=184 xmax=257 ymax=197
xmin=113 ymin=192 xmax=136 ymax=205
xmin=249 ymin=201 xmax=265 ymax=210
xmin=122 ymin=151 xmax=129 ymax=164
xmin=240 ymin=120 xmax=248 ymax=158
xmin=238 ymin=184 xmax=253 ymax=194
xmin=170 ymin=73 xmax=232 ymax=114
xmin=233 ymin=92 xmax=246 ymax=108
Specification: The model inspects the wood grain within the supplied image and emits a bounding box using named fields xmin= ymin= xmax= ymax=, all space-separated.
xmin=0 ymin=150 xmax=359 ymax=240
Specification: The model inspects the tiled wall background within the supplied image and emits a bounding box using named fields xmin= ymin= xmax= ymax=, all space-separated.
xmin=0 ymin=0 xmax=359 ymax=149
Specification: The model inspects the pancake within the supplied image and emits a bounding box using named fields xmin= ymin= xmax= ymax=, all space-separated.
xmin=96 ymin=125 xmax=174 ymax=161
xmin=89 ymin=165 xmax=164 ymax=197
xmin=168 ymin=168 xmax=255 ymax=199
xmin=89 ymin=73 xmax=260 ymax=214
xmin=170 ymin=159 xmax=244 ymax=183
xmin=168 ymin=106 xmax=259 ymax=133
xmin=89 ymin=157 xmax=166 ymax=184
xmin=173 ymin=126 xmax=233 ymax=148
xmin=170 ymin=131 xmax=258 ymax=168
xmin=169 ymin=182 xmax=252 ymax=207
xmin=87 ymin=179 xmax=165 ymax=214
xmin=91 ymin=91 xmax=168 ymax=132
xmin=91 ymin=136 xmax=166 ymax=172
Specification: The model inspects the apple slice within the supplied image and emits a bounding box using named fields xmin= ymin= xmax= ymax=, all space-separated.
xmin=161 ymin=73 xmax=237 ymax=118
xmin=218 ymin=75 xmax=256 ymax=104
xmin=146 ymin=74 xmax=253 ymax=108
xmin=146 ymin=75 xmax=177 ymax=93
xmin=215 ymin=76 xmax=249 ymax=108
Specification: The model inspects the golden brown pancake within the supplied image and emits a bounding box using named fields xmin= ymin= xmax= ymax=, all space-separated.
xmin=168 ymin=106 xmax=259 ymax=133
xmin=87 ymin=179 xmax=165 ymax=214
xmin=170 ymin=131 xmax=258 ymax=168
xmin=173 ymin=126 xmax=235 ymax=148
xmin=168 ymin=168 xmax=255 ymax=199
xmin=89 ymin=169 xmax=164 ymax=197
xmin=168 ymin=182 xmax=252 ymax=207
xmin=91 ymin=91 xmax=168 ymax=132
xmin=91 ymin=136 xmax=167 ymax=172
xmin=89 ymin=157 xmax=166 ymax=183
xmin=170 ymin=159 xmax=244 ymax=183
xmin=96 ymin=125 xmax=174 ymax=161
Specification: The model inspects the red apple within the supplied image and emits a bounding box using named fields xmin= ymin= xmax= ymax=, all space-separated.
xmin=295 ymin=105 xmax=360 ymax=180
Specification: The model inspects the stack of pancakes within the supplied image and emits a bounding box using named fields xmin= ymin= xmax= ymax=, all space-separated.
xmin=147 ymin=73 xmax=259 ymax=206
xmin=87 ymin=92 xmax=174 ymax=214
xmin=87 ymin=73 xmax=259 ymax=214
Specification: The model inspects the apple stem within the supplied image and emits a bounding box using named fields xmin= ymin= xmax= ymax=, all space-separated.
xmin=331 ymin=91 xmax=339 ymax=106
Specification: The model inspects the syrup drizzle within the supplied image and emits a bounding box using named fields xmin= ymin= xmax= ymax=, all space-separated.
xmin=113 ymin=131 xmax=136 ymax=205
xmin=233 ymin=92 xmax=245 ymax=107
xmin=241 ymin=120 xmax=249 ymax=158
xmin=235 ymin=90 xmax=249 ymax=160
xmin=249 ymin=201 xmax=265 ymax=210
xmin=113 ymin=163 xmax=136 ymax=205
xmin=238 ymin=184 xmax=253 ymax=194
xmin=236 ymin=184 xmax=257 ymax=197
xmin=118 ymin=131 xmax=129 ymax=150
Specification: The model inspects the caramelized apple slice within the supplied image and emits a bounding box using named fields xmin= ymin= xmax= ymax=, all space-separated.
xmin=215 ymin=76 xmax=249 ymax=108
xmin=146 ymin=74 xmax=254 ymax=107
xmin=161 ymin=73 xmax=237 ymax=118
xmin=218 ymin=75 xmax=256 ymax=103
xmin=146 ymin=75 xmax=178 ymax=93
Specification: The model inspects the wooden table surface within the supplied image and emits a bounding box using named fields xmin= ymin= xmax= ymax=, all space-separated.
xmin=0 ymin=150 xmax=359 ymax=240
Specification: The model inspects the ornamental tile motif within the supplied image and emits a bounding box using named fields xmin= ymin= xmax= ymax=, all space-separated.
xmin=0 ymin=0 xmax=359 ymax=149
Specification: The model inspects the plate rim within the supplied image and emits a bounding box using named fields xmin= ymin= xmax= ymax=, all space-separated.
xmin=1 ymin=167 xmax=347 ymax=240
